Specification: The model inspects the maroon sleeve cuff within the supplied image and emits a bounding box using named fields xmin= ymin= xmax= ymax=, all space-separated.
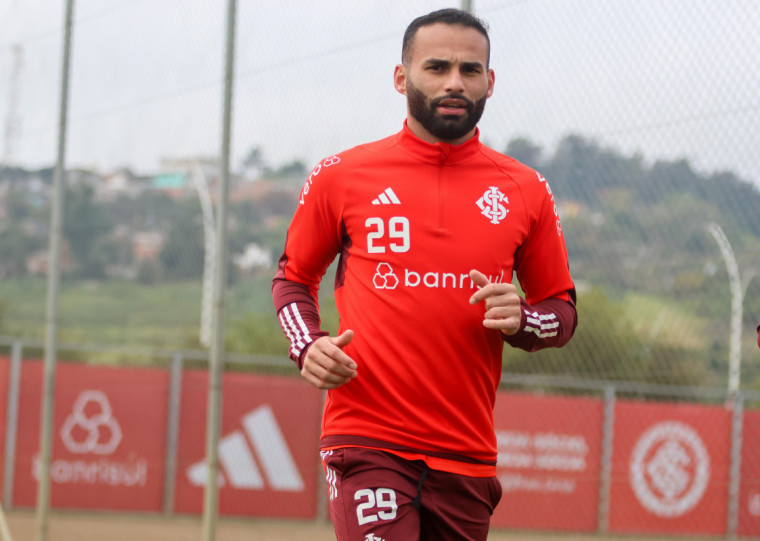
xmin=502 ymin=293 xmax=578 ymax=352
xmin=272 ymin=277 xmax=327 ymax=368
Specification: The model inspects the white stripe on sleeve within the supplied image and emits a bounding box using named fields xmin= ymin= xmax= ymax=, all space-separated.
xmin=278 ymin=303 xmax=313 ymax=358
xmin=523 ymin=309 xmax=559 ymax=338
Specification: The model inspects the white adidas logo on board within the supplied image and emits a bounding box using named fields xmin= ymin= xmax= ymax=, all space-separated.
xmin=186 ymin=404 xmax=304 ymax=492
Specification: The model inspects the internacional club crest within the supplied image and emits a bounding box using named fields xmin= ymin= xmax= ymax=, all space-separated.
xmin=477 ymin=186 xmax=508 ymax=224
xmin=629 ymin=421 xmax=710 ymax=518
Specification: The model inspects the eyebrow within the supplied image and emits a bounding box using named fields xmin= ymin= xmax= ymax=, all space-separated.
xmin=424 ymin=58 xmax=485 ymax=70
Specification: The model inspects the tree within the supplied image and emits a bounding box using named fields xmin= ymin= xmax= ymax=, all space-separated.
xmin=503 ymin=288 xmax=648 ymax=382
xmin=240 ymin=146 xmax=266 ymax=178
xmin=504 ymin=137 xmax=544 ymax=169
xmin=63 ymin=184 xmax=115 ymax=279
xmin=268 ymin=160 xmax=307 ymax=180
xmin=0 ymin=225 xmax=45 ymax=277
xmin=158 ymin=201 xmax=204 ymax=281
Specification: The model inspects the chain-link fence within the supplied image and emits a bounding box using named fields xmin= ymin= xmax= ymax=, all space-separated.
xmin=1 ymin=0 xmax=759 ymax=538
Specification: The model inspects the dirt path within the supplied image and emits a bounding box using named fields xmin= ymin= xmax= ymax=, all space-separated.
xmin=4 ymin=511 xmax=673 ymax=541
xmin=5 ymin=512 xmax=337 ymax=541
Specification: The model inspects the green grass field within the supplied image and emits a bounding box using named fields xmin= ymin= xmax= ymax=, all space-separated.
xmin=0 ymin=276 xmax=279 ymax=347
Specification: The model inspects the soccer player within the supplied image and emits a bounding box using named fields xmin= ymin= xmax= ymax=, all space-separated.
xmin=272 ymin=8 xmax=577 ymax=540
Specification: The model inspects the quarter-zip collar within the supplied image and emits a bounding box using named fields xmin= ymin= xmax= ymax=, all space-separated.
xmin=396 ymin=120 xmax=482 ymax=165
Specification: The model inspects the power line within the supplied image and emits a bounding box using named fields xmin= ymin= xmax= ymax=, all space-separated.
xmin=13 ymin=31 xmax=400 ymax=136
xmin=236 ymin=31 xmax=397 ymax=80
xmin=0 ymin=0 xmax=146 ymax=50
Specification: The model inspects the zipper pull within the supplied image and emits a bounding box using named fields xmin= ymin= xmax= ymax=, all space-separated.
xmin=437 ymin=143 xmax=450 ymax=163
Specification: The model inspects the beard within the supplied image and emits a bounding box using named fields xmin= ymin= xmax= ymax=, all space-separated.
xmin=406 ymin=77 xmax=488 ymax=142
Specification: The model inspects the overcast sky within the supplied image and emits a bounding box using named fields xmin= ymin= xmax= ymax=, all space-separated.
xmin=1 ymin=0 xmax=759 ymax=189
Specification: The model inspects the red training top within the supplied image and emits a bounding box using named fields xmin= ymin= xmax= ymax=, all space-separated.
xmin=273 ymin=123 xmax=577 ymax=474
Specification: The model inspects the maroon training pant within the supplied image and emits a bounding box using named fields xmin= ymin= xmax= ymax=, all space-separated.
xmin=321 ymin=447 xmax=502 ymax=541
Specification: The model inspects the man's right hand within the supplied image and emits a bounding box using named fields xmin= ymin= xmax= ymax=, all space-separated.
xmin=301 ymin=330 xmax=358 ymax=389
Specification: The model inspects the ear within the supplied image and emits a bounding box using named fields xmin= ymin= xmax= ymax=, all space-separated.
xmin=394 ymin=64 xmax=407 ymax=95
xmin=486 ymin=68 xmax=495 ymax=99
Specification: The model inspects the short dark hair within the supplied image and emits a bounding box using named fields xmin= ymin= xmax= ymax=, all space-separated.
xmin=402 ymin=8 xmax=490 ymax=66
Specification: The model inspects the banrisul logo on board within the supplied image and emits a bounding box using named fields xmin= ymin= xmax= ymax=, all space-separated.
xmin=32 ymin=390 xmax=147 ymax=487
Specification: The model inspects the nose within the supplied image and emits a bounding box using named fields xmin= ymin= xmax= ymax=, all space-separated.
xmin=443 ymin=70 xmax=465 ymax=94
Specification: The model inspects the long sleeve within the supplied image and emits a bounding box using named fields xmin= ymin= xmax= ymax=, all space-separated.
xmin=271 ymin=156 xmax=346 ymax=368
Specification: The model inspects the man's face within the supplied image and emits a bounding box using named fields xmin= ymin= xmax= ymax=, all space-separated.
xmin=395 ymin=23 xmax=494 ymax=145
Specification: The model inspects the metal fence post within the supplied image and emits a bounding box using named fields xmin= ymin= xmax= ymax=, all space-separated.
xmin=727 ymin=391 xmax=744 ymax=537
xmin=38 ymin=1 xmax=75 ymax=539
xmin=2 ymin=341 xmax=23 ymax=509
xmin=202 ymin=1 xmax=237 ymax=538
xmin=163 ymin=352 xmax=184 ymax=515
xmin=597 ymin=384 xmax=616 ymax=534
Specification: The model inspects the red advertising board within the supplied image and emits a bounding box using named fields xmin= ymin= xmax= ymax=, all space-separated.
xmin=739 ymin=409 xmax=760 ymax=537
xmin=491 ymin=391 xmax=603 ymax=531
xmin=1 ymin=354 xmax=746 ymax=536
xmin=12 ymin=361 xmax=170 ymax=511
xmin=172 ymin=370 xmax=322 ymax=518
xmin=609 ymin=400 xmax=731 ymax=535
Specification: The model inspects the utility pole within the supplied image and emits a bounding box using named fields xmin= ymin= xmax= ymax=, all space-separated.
xmin=201 ymin=0 xmax=236 ymax=539
xmin=3 ymin=44 xmax=23 ymax=165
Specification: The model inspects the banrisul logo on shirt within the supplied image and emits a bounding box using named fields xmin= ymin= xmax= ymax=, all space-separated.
xmin=372 ymin=262 xmax=505 ymax=290
xmin=477 ymin=186 xmax=508 ymax=224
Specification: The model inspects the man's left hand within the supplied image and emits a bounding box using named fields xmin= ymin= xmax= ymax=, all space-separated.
xmin=468 ymin=269 xmax=522 ymax=336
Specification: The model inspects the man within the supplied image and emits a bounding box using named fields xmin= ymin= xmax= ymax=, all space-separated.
xmin=272 ymin=8 xmax=577 ymax=540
